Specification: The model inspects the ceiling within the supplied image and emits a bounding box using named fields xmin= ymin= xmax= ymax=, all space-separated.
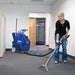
xmin=0 ymin=0 xmax=57 ymax=5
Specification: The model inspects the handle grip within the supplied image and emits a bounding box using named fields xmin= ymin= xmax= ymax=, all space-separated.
xmin=64 ymin=35 xmax=70 ymax=39
xmin=56 ymin=35 xmax=70 ymax=45
xmin=56 ymin=42 xmax=62 ymax=45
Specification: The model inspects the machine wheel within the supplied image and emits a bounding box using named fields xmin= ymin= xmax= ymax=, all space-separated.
xmin=11 ymin=47 xmax=16 ymax=53
xmin=21 ymin=51 xmax=24 ymax=54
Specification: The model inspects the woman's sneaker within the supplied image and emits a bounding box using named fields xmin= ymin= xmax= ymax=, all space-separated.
xmin=55 ymin=61 xmax=58 ymax=64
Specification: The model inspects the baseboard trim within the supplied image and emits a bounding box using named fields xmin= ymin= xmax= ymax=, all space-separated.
xmin=49 ymin=48 xmax=54 ymax=50
xmin=68 ymin=54 xmax=75 ymax=59
xmin=6 ymin=48 xmax=11 ymax=51
xmin=46 ymin=45 xmax=49 ymax=47
xmin=60 ymin=52 xmax=75 ymax=59
xmin=49 ymin=48 xmax=75 ymax=59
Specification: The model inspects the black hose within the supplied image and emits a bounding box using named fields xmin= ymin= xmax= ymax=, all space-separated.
xmin=24 ymin=49 xmax=54 ymax=57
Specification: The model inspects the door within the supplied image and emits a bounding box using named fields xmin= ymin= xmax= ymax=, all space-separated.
xmin=29 ymin=18 xmax=35 ymax=46
xmin=36 ymin=18 xmax=45 ymax=45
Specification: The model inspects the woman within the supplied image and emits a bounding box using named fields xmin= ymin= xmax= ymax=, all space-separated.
xmin=54 ymin=12 xmax=70 ymax=64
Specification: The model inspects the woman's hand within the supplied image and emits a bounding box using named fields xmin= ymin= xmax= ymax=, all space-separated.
xmin=56 ymin=40 xmax=60 ymax=44
xmin=65 ymin=33 xmax=68 ymax=37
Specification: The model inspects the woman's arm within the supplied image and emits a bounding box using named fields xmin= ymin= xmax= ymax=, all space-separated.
xmin=66 ymin=21 xmax=70 ymax=37
xmin=66 ymin=29 xmax=69 ymax=37
xmin=56 ymin=33 xmax=59 ymax=43
xmin=56 ymin=22 xmax=60 ymax=43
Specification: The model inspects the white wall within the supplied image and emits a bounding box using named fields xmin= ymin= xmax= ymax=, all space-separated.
xmin=50 ymin=0 xmax=75 ymax=57
xmin=0 ymin=14 xmax=6 ymax=57
xmin=29 ymin=13 xmax=51 ymax=45
xmin=0 ymin=4 xmax=50 ymax=48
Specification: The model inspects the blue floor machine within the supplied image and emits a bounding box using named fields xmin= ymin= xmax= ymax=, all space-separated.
xmin=12 ymin=29 xmax=30 ymax=53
